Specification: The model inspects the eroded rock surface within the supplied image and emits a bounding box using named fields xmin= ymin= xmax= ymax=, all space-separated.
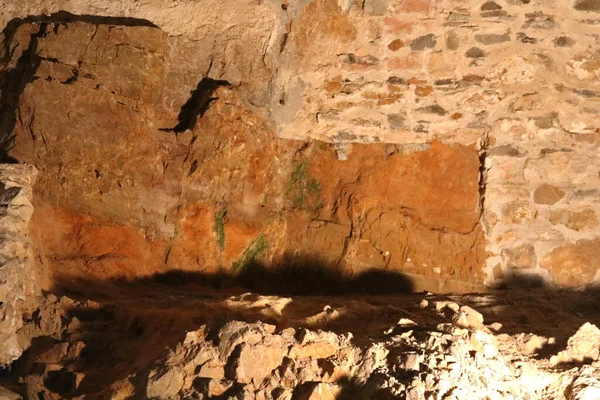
xmin=0 ymin=19 xmax=485 ymax=293
xmin=3 ymin=288 xmax=600 ymax=399
xmin=1 ymin=0 xmax=599 ymax=289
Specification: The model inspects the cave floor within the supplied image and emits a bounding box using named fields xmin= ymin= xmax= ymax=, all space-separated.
xmin=3 ymin=281 xmax=600 ymax=399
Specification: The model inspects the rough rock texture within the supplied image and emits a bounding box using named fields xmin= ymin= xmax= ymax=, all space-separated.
xmin=0 ymin=164 xmax=36 ymax=366
xmin=138 ymin=318 xmax=600 ymax=400
xmin=5 ymin=288 xmax=600 ymax=399
xmin=1 ymin=19 xmax=485 ymax=292
xmin=1 ymin=0 xmax=599 ymax=288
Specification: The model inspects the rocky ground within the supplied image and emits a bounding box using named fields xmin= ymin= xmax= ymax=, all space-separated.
xmin=0 ymin=281 xmax=600 ymax=399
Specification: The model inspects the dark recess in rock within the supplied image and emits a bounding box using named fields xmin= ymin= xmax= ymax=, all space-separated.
xmin=3 ymin=11 xmax=158 ymax=28
xmin=482 ymin=9 xmax=509 ymax=18
xmin=161 ymin=78 xmax=231 ymax=133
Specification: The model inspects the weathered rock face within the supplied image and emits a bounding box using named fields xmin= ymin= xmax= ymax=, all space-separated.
xmin=1 ymin=0 xmax=599 ymax=289
xmin=0 ymin=164 xmax=37 ymax=366
xmin=1 ymin=19 xmax=484 ymax=292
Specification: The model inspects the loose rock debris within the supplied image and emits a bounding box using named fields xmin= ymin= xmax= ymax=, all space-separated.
xmin=2 ymin=290 xmax=600 ymax=399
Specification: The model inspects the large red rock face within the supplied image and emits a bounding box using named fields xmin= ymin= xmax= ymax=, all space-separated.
xmin=3 ymin=20 xmax=484 ymax=292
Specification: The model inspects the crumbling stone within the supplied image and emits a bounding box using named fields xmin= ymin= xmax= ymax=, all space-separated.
xmin=0 ymin=165 xmax=37 ymax=366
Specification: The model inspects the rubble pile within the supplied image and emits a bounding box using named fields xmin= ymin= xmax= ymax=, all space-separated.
xmin=142 ymin=300 xmax=600 ymax=400
xmin=2 ymin=293 xmax=600 ymax=400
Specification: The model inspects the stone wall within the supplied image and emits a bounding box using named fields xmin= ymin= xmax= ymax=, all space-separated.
xmin=0 ymin=164 xmax=37 ymax=366
xmin=1 ymin=0 xmax=599 ymax=290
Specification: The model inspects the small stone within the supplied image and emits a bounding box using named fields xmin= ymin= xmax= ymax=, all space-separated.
xmin=481 ymin=1 xmax=502 ymax=10
xmin=487 ymin=145 xmax=524 ymax=157
xmin=435 ymin=301 xmax=460 ymax=313
xmin=410 ymin=34 xmax=436 ymax=51
xmin=466 ymin=47 xmax=486 ymax=58
xmin=541 ymin=239 xmax=600 ymax=288
xmin=416 ymin=104 xmax=447 ymax=116
xmin=533 ymin=184 xmax=565 ymax=205
xmin=388 ymin=39 xmax=405 ymax=51
xmin=415 ymin=85 xmax=433 ymax=97
xmin=522 ymin=12 xmax=557 ymax=29
xmin=534 ymin=115 xmax=555 ymax=129
xmin=447 ymin=10 xmax=471 ymax=25
xmin=452 ymin=305 xmax=485 ymax=330
xmin=398 ymin=352 xmax=422 ymax=371
xmin=339 ymin=54 xmax=379 ymax=65
xmin=482 ymin=9 xmax=509 ymax=17
xmin=502 ymin=244 xmax=537 ymax=269
xmin=387 ymin=76 xmax=406 ymax=85
xmin=517 ymin=32 xmax=537 ymax=43
xmin=492 ymin=263 xmax=504 ymax=280
xmin=488 ymin=322 xmax=503 ymax=332
xmin=502 ymin=201 xmax=533 ymax=224
xmin=397 ymin=318 xmax=418 ymax=328
xmin=553 ymin=36 xmax=575 ymax=47
xmin=475 ymin=32 xmax=510 ymax=45
xmin=574 ymin=0 xmax=600 ymax=12
xmin=387 ymin=114 xmax=406 ymax=129
xmin=419 ymin=299 xmax=428 ymax=308
xmin=521 ymin=334 xmax=549 ymax=356
xmin=446 ymin=31 xmax=460 ymax=50
xmin=549 ymin=209 xmax=599 ymax=231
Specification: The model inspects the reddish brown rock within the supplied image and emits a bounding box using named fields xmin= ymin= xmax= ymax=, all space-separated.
xmin=541 ymin=239 xmax=600 ymax=287
xmin=31 ymin=204 xmax=170 ymax=286
xmin=5 ymin=20 xmax=485 ymax=292
xmin=388 ymin=39 xmax=405 ymax=51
